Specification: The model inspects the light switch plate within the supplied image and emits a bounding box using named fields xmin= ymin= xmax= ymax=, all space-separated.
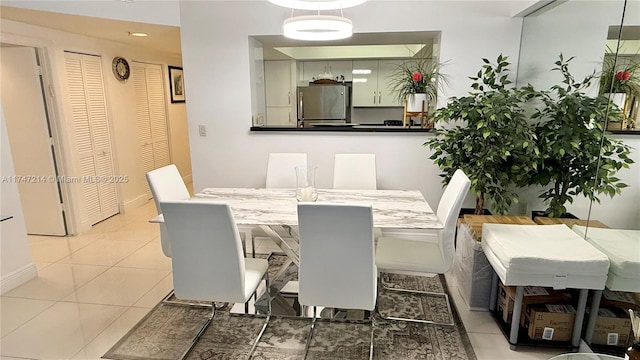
xmin=198 ymin=125 xmax=207 ymax=137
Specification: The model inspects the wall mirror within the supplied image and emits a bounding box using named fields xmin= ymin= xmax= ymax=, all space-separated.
xmin=517 ymin=3 xmax=638 ymax=354
xmin=516 ymin=0 xmax=638 ymax=230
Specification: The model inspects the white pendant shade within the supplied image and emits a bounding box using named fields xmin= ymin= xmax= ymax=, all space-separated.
xmin=283 ymin=15 xmax=353 ymax=41
xmin=269 ymin=0 xmax=367 ymax=10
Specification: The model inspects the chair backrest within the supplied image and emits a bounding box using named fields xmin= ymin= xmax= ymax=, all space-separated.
xmin=265 ymin=153 xmax=308 ymax=188
xmin=333 ymin=153 xmax=377 ymax=190
xmin=146 ymin=164 xmax=190 ymax=257
xmin=436 ymin=169 xmax=471 ymax=270
xmin=297 ymin=203 xmax=376 ymax=311
xmin=161 ymin=200 xmax=247 ymax=303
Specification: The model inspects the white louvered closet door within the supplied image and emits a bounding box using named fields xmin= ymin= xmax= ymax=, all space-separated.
xmin=132 ymin=62 xmax=170 ymax=198
xmin=65 ymin=52 xmax=118 ymax=225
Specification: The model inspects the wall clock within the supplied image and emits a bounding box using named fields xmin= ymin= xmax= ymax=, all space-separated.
xmin=112 ymin=56 xmax=130 ymax=81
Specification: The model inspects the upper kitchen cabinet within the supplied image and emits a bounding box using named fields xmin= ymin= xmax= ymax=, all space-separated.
xmin=299 ymin=61 xmax=353 ymax=83
xmin=264 ymin=60 xmax=296 ymax=126
xmin=352 ymin=60 xmax=402 ymax=107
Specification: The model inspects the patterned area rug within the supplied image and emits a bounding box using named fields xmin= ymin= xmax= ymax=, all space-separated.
xmin=103 ymin=254 xmax=476 ymax=360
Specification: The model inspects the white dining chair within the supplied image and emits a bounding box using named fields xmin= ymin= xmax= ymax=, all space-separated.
xmin=247 ymin=153 xmax=308 ymax=257
xmin=146 ymin=164 xmax=190 ymax=258
xmin=375 ymin=169 xmax=471 ymax=326
xmin=332 ymin=153 xmax=377 ymax=190
xmin=265 ymin=153 xmax=308 ymax=189
xmin=297 ymin=202 xmax=376 ymax=360
xmin=161 ymin=200 xmax=271 ymax=360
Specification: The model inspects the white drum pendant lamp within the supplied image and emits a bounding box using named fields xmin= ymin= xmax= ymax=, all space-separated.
xmin=283 ymin=15 xmax=352 ymax=41
xmin=269 ymin=0 xmax=367 ymax=10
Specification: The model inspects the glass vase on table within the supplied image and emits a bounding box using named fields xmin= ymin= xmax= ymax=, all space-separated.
xmin=295 ymin=166 xmax=318 ymax=202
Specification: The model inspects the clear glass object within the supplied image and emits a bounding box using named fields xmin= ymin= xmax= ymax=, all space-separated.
xmin=295 ymin=166 xmax=318 ymax=202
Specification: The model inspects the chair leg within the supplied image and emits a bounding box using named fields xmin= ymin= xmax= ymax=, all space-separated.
xmin=247 ymin=272 xmax=272 ymax=359
xmin=162 ymin=290 xmax=218 ymax=309
xmin=179 ymin=301 xmax=217 ymax=360
xmin=302 ymin=306 xmax=318 ymax=360
xmin=378 ymin=277 xmax=455 ymax=327
xmin=369 ymin=310 xmax=375 ymax=360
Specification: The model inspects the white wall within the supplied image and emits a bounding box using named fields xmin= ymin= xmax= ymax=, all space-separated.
xmin=0 ymin=107 xmax=37 ymax=294
xmin=1 ymin=19 xmax=191 ymax=233
xmin=179 ymin=0 xmax=523 ymax=210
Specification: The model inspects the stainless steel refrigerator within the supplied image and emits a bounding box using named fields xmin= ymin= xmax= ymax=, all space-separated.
xmin=297 ymin=84 xmax=350 ymax=125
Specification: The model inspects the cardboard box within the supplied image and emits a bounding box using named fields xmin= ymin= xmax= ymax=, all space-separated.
xmin=496 ymin=282 xmax=572 ymax=323
xmin=600 ymin=290 xmax=640 ymax=312
xmin=587 ymin=307 xmax=633 ymax=347
xmin=523 ymin=304 xmax=576 ymax=342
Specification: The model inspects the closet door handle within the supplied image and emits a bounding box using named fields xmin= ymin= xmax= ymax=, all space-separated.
xmin=378 ymin=91 xmax=381 ymax=104
xmin=373 ymin=91 xmax=376 ymax=104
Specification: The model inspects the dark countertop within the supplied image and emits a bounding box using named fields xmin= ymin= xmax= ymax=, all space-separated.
xmin=608 ymin=129 xmax=640 ymax=135
xmin=250 ymin=125 xmax=432 ymax=133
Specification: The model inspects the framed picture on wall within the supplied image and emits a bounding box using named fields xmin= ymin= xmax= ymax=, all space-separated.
xmin=168 ymin=66 xmax=186 ymax=103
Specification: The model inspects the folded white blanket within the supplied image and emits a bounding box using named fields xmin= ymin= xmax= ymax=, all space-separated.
xmin=572 ymin=225 xmax=640 ymax=279
xmin=482 ymin=224 xmax=609 ymax=277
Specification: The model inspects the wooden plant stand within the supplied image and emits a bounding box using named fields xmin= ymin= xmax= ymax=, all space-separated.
xmin=403 ymin=99 xmax=430 ymax=128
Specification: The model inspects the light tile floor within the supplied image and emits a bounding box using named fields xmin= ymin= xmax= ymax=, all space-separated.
xmin=1 ymin=198 xmax=580 ymax=360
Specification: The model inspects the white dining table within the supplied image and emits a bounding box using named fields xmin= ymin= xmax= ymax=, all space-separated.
xmin=192 ymin=187 xmax=442 ymax=315
xmin=194 ymin=187 xmax=442 ymax=230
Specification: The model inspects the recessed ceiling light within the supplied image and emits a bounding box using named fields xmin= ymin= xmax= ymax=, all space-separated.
xmin=129 ymin=32 xmax=148 ymax=37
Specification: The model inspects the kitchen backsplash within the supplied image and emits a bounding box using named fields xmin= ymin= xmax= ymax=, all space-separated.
xmin=351 ymin=107 xmax=404 ymax=125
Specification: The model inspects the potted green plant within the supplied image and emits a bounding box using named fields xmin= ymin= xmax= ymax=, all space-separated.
xmin=388 ymin=48 xmax=447 ymax=114
xmin=530 ymin=54 xmax=634 ymax=218
xmin=426 ymin=54 xmax=539 ymax=215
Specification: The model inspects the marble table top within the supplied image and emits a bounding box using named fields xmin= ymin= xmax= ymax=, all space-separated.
xmin=196 ymin=188 xmax=442 ymax=229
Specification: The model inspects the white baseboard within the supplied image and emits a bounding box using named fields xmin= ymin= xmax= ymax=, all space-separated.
xmin=1 ymin=263 xmax=37 ymax=295
xmin=121 ymin=193 xmax=151 ymax=213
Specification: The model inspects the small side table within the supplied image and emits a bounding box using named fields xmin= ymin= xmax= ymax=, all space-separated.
xmin=482 ymin=224 xmax=610 ymax=351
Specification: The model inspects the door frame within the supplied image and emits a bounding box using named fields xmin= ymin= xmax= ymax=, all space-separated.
xmin=1 ymin=34 xmax=78 ymax=234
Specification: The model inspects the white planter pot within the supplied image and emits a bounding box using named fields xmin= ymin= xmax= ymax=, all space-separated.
xmin=407 ymin=93 xmax=428 ymax=113
xmin=604 ymin=93 xmax=627 ymax=110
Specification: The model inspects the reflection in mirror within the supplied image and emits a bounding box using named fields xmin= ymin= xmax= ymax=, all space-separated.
xmin=518 ymin=3 xmax=639 ymax=355
xmin=516 ymin=0 xmax=638 ymax=231
xmin=600 ymin=26 xmax=640 ymax=131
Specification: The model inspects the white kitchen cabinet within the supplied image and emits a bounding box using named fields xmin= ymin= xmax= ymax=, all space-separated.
xmin=300 ymin=60 xmax=353 ymax=83
xmin=352 ymin=59 xmax=402 ymax=107
xmin=266 ymin=107 xmax=294 ymax=126
xmin=264 ymin=60 xmax=296 ymax=126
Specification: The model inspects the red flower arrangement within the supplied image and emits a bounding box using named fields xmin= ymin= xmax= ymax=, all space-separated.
xmin=615 ymin=70 xmax=631 ymax=82
xmin=412 ymin=71 xmax=423 ymax=83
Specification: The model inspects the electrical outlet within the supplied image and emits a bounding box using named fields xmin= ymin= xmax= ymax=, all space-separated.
xmin=517 ymin=201 xmax=527 ymax=215
xmin=198 ymin=125 xmax=207 ymax=137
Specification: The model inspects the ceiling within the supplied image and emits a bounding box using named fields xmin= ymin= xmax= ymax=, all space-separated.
xmin=0 ymin=6 xmax=182 ymax=55
xmin=257 ymin=32 xmax=439 ymax=60
xmin=0 ymin=5 xmax=440 ymax=61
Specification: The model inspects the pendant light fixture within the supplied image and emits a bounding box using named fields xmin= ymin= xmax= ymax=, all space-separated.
xmin=269 ymin=0 xmax=367 ymax=10
xmin=273 ymin=0 xmax=366 ymax=41
xmin=283 ymin=15 xmax=352 ymax=41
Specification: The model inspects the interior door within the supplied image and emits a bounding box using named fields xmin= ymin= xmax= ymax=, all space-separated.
xmin=0 ymin=46 xmax=66 ymax=235
xmin=65 ymin=52 xmax=118 ymax=225
xmin=132 ymin=62 xmax=170 ymax=198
